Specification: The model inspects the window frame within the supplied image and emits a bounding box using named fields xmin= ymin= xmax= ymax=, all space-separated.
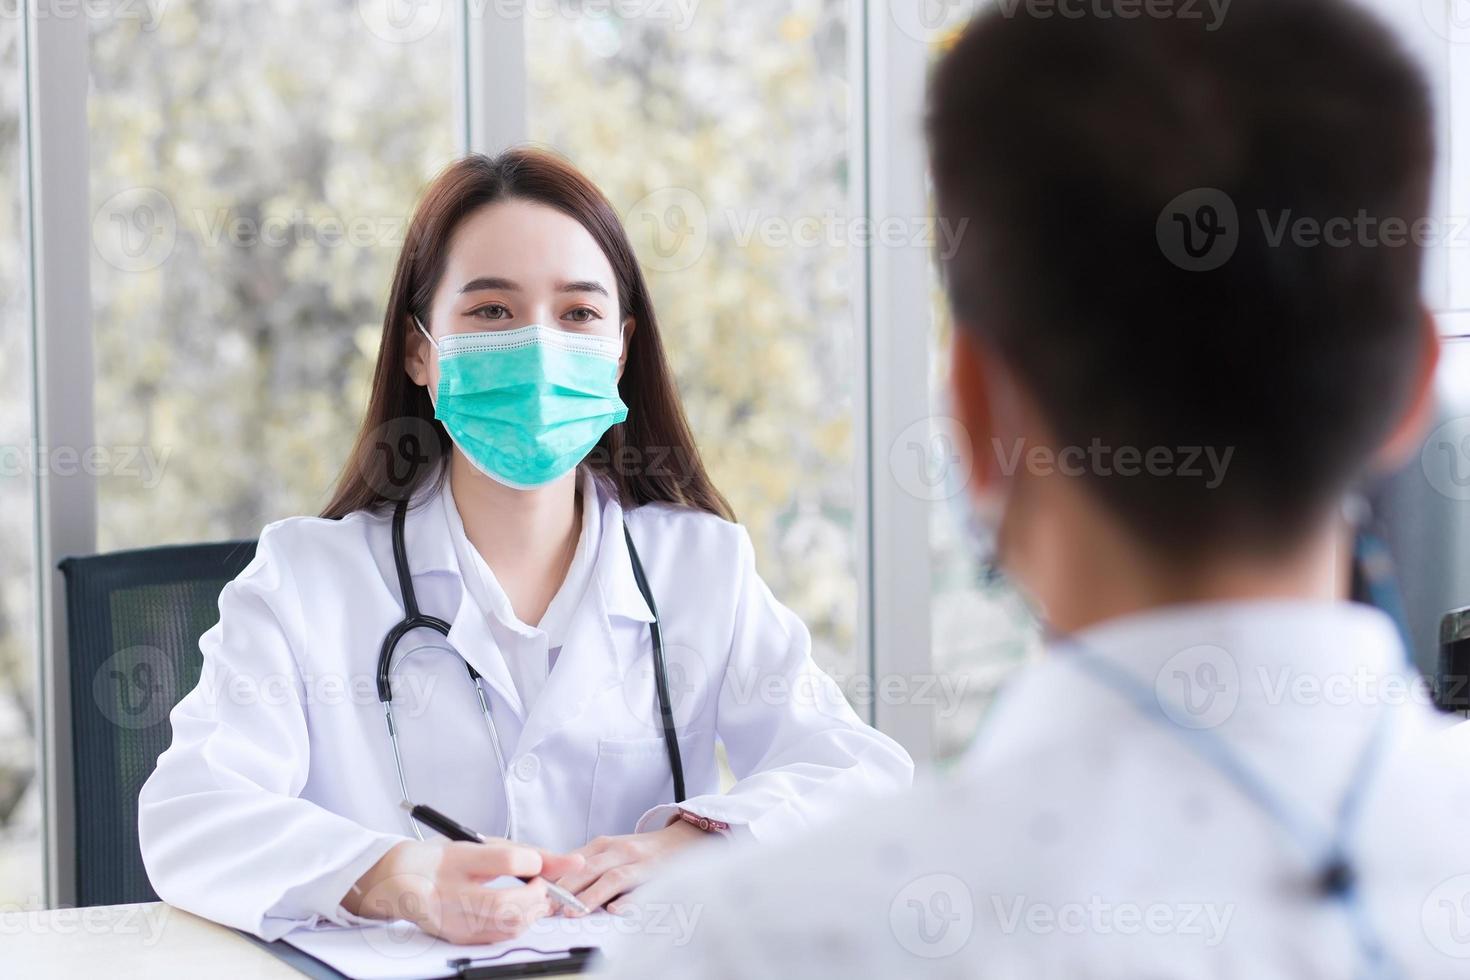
xmin=858 ymin=0 xmax=936 ymax=759
xmin=23 ymin=0 xmax=97 ymax=909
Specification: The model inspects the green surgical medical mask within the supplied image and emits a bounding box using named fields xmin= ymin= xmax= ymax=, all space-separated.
xmin=415 ymin=318 xmax=628 ymax=489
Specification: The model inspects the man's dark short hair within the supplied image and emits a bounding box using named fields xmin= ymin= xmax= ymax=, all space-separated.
xmin=928 ymin=0 xmax=1434 ymax=554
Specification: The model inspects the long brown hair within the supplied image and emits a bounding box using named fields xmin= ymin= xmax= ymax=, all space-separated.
xmin=322 ymin=149 xmax=733 ymax=522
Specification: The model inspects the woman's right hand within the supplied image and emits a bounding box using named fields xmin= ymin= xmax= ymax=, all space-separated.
xmin=343 ymin=839 xmax=585 ymax=945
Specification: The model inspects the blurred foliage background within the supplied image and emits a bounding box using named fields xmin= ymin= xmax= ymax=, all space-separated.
xmin=525 ymin=3 xmax=861 ymax=674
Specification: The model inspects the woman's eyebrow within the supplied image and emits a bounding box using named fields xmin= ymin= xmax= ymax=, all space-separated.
xmin=459 ymin=276 xmax=520 ymax=294
xmin=558 ymin=280 xmax=610 ymax=298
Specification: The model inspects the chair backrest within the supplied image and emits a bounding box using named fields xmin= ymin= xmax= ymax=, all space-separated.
xmin=58 ymin=540 xmax=257 ymax=907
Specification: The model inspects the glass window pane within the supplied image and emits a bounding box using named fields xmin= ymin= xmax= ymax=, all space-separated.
xmin=0 ymin=11 xmax=41 ymax=905
xmin=87 ymin=2 xmax=459 ymax=549
xmin=928 ymin=298 xmax=1040 ymax=765
xmin=1386 ymin=334 xmax=1470 ymax=675
xmin=914 ymin=7 xmax=1042 ymax=763
xmin=525 ymin=2 xmax=862 ymax=682
xmin=1356 ymin=0 xmax=1470 ymax=312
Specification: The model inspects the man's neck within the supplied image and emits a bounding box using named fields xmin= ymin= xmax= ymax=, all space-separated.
xmin=1010 ymin=492 xmax=1348 ymax=635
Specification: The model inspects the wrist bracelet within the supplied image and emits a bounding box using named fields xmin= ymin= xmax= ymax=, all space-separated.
xmin=676 ymin=808 xmax=730 ymax=834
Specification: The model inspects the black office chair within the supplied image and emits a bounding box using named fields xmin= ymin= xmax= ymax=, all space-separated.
xmin=58 ymin=540 xmax=257 ymax=907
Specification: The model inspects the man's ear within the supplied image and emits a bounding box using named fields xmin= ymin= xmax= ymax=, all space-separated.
xmin=1371 ymin=306 xmax=1441 ymax=472
xmin=617 ymin=315 xmax=636 ymax=381
xmin=405 ymin=316 xmax=432 ymax=387
xmin=951 ymin=324 xmax=999 ymax=493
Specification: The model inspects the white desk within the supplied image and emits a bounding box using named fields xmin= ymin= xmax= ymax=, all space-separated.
xmin=4 ymin=902 xmax=594 ymax=978
xmin=3 ymin=902 xmax=299 ymax=979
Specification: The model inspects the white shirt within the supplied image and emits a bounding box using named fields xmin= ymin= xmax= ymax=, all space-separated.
xmin=443 ymin=469 xmax=601 ymax=714
xmin=606 ymin=600 xmax=1470 ymax=979
xmin=137 ymin=475 xmax=913 ymax=940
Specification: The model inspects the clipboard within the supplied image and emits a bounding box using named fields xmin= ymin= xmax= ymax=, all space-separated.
xmin=235 ymin=930 xmax=597 ymax=979
xmin=446 ymin=947 xmax=598 ymax=978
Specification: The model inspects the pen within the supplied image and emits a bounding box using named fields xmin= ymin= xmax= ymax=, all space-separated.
xmin=399 ymin=800 xmax=590 ymax=916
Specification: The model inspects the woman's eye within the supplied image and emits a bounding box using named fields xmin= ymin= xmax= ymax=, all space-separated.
xmin=470 ymin=303 xmax=511 ymax=320
xmin=564 ymin=307 xmax=599 ymax=323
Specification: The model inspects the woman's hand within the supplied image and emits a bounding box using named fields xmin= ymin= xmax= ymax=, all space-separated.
xmin=344 ymin=839 xmax=585 ymax=945
xmin=553 ymin=818 xmax=713 ymax=915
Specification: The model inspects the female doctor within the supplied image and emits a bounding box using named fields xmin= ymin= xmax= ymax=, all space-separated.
xmin=137 ymin=149 xmax=912 ymax=945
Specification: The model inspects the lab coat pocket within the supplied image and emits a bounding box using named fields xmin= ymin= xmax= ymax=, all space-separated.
xmin=586 ymin=734 xmax=696 ymax=840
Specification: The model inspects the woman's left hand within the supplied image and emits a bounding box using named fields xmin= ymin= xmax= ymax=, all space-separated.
xmin=552 ymin=818 xmax=713 ymax=914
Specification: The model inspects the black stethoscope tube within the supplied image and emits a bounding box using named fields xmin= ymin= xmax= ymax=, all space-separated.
xmin=375 ymin=495 xmax=687 ymax=811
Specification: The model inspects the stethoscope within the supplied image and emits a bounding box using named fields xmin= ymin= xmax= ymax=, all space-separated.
xmin=375 ymin=494 xmax=687 ymax=841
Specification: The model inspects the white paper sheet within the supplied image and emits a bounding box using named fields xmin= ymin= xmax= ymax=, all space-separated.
xmin=281 ymin=914 xmax=615 ymax=980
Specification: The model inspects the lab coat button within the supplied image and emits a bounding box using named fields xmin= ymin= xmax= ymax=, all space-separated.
xmin=514 ymin=754 xmax=540 ymax=782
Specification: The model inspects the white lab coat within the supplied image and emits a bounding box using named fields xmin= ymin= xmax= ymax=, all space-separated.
xmin=137 ymin=475 xmax=912 ymax=940
xmin=604 ymin=600 xmax=1470 ymax=979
